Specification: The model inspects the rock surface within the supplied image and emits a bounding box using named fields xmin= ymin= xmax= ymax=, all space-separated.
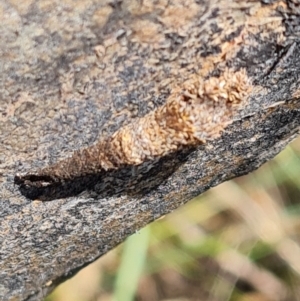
xmin=0 ymin=0 xmax=300 ymax=300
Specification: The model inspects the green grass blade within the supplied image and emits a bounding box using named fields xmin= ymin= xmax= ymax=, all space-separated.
xmin=113 ymin=227 xmax=150 ymax=301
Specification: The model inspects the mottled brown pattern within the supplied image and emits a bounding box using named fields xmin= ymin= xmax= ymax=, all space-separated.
xmin=14 ymin=69 xmax=251 ymax=187
xmin=1 ymin=0 xmax=300 ymax=300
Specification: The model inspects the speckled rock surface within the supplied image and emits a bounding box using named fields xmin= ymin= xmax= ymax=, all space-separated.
xmin=0 ymin=0 xmax=300 ymax=300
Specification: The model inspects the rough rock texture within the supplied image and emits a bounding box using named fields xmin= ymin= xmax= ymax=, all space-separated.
xmin=0 ymin=0 xmax=300 ymax=300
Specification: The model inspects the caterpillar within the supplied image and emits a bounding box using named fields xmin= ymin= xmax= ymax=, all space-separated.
xmin=14 ymin=68 xmax=252 ymax=188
